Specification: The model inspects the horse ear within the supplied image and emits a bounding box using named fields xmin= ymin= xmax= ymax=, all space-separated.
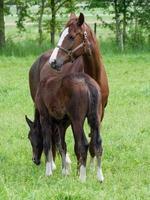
xmin=77 ymin=13 xmax=84 ymax=26
xmin=25 ymin=115 xmax=33 ymax=129
xmin=69 ymin=13 xmax=76 ymax=20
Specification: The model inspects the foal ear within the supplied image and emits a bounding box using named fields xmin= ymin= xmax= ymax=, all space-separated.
xmin=69 ymin=13 xmax=76 ymax=20
xmin=77 ymin=13 xmax=84 ymax=26
xmin=25 ymin=115 xmax=33 ymax=129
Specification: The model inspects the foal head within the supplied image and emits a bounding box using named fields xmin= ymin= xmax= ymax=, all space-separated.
xmin=25 ymin=116 xmax=43 ymax=165
xmin=49 ymin=13 xmax=92 ymax=70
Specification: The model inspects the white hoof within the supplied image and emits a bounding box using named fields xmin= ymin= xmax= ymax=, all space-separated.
xmin=66 ymin=153 xmax=71 ymax=173
xmin=62 ymin=168 xmax=70 ymax=176
xmin=45 ymin=162 xmax=52 ymax=176
xmin=97 ymin=168 xmax=104 ymax=182
xmin=79 ymin=165 xmax=86 ymax=182
xmin=66 ymin=153 xmax=71 ymax=164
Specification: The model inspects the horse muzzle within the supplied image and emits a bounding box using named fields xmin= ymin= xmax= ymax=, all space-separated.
xmin=50 ymin=59 xmax=63 ymax=71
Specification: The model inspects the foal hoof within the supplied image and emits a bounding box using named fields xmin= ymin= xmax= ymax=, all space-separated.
xmin=79 ymin=175 xmax=86 ymax=183
xmin=97 ymin=168 xmax=104 ymax=182
xmin=51 ymin=160 xmax=56 ymax=171
xmin=79 ymin=165 xmax=86 ymax=183
xmin=62 ymin=168 xmax=70 ymax=176
xmin=66 ymin=153 xmax=71 ymax=164
xmin=45 ymin=162 xmax=52 ymax=176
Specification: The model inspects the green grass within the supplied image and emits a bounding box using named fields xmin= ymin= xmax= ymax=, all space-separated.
xmin=0 ymin=53 xmax=149 ymax=200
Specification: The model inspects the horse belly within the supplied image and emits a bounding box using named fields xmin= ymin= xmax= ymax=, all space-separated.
xmin=48 ymin=102 xmax=66 ymax=120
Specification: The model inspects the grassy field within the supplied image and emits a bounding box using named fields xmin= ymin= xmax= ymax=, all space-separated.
xmin=0 ymin=52 xmax=149 ymax=200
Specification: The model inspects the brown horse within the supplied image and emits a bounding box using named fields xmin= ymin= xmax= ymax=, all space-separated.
xmin=28 ymin=12 xmax=109 ymax=172
xmin=30 ymin=13 xmax=109 ymax=119
xmin=34 ymin=72 xmax=103 ymax=182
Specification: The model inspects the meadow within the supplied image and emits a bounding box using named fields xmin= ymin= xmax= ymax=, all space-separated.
xmin=0 ymin=8 xmax=150 ymax=199
xmin=0 ymin=51 xmax=149 ymax=199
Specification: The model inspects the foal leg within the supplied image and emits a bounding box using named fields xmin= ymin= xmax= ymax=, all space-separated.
xmin=51 ymin=138 xmax=56 ymax=171
xmin=40 ymin=116 xmax=53 ymax=176
xmin=71 ymin=121 xmax=88 ymax=182
xmin=59 ymin=122 xmax=71 ymax=175
xmin=89 ymin=126 xmax=104 ymax=182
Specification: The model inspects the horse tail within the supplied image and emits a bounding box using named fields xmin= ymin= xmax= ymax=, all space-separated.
xmin=86 ymin=76 xmax=101 ymax=130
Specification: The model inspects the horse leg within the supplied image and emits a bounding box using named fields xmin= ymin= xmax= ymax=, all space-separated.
xmin=40 ymin=115 xmax=53 ymax=176
xmin=71 ymin=121 xmax=88 ymax=182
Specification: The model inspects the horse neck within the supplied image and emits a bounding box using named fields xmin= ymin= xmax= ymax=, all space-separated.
xmin=82 ymin=28 xmax=102 ymax=86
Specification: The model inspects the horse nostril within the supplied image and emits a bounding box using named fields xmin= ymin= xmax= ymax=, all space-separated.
xmin=51 ymin=60 xmax=57 ymax=69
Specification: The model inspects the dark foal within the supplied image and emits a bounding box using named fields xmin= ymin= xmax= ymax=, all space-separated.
xmin=25 ymin=113 xmax=61 ymax=170
xmin=34 ymin=72 xmax=103 ymax=182
xmin=25 ymin=112 xmax=71 ymax=173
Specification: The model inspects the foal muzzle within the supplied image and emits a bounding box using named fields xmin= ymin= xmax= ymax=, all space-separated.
xmin=32 ymin=157 xmax=41 ymax=165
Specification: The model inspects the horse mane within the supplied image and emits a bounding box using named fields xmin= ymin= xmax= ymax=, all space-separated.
xmin=65 ymin=16 xmax=104 ymax=85
xmin=84 ymin=23 xmax=103 ymax=84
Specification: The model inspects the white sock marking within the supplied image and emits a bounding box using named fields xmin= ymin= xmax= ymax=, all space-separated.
xmin=46 ymin=162 xmax=52 ymax=176
xmin=79 ymin=165 xmax=86 ymax=182
xmin=97 ymin=167 xmax=104 ymax=182
xmin=49 ymin=27 xmax=69 ymax=64
xmin=66 ymin=153 xmax=71 ymax=164
xmin=66 ymin=153 xmax=71 ymax=174
xmin=62 ymin=167 xmax=70 ymax=176
xmin=90 ymin=157 xmax=95 ymax=171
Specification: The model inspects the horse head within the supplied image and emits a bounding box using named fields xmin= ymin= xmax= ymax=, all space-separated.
xmin=25 ymin=115 xmax=43 ymax=165
xmin=49 ymin=13 xmax=92 ymax=71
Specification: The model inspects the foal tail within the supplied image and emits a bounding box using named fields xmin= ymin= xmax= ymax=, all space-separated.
xmin=86 ymin=77 xmax=101 ymax=130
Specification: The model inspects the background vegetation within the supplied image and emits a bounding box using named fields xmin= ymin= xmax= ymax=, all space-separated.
xmin=0 ymin=0 xmax=150 ymax=52
xmin=0 ymin=1 xmax=149 ymax=200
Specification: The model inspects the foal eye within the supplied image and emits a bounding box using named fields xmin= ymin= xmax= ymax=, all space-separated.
xmin=69 ymin=35 xmax=74 ymax=40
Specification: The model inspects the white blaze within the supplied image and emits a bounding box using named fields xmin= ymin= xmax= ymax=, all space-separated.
xmin=49 ymin=27 xmax=69 ymax=64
